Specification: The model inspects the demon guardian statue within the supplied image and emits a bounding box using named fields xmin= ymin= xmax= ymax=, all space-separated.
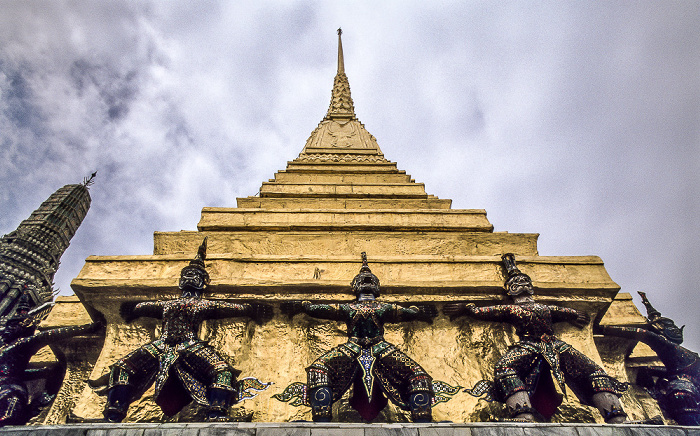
xmin=93 ymin=238 xmax=272 ymax=422
xmin=280 ymin=253 xmax=438 ymax=422
xmin=443 ymin=253 xmax=628 ymax=423
xmin=0 ymin=291 xmax=101 ymax=426
xmin=597 ymin=291 xmax=699 ymax=425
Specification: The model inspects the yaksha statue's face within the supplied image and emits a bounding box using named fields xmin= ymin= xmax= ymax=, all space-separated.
xmin=179 ymin=266 xmax=208 ymax=298
xmin=0 ymin=317 xmax=35 ymax=344
xmin=505 ymin=274 xmax=535 ymax=297
xmin=650 ymin=317 xmax=684 ymax=344
xmin=352 ymin=272 xmax=380 ymax=297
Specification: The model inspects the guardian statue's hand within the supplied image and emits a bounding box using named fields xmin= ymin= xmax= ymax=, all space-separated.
xmin=250 ymin=303 xmax=273 ymax=324
xmin=442 ymin=302 xmax=466 ymax=319
xmin=280 ymin=301 xmax=305 ymax=318
xmin=571 ymin=310 xmax=590 ymax=329
xmin=119 ymin=302 xmax=139 ymax=323
xmin=443 ymin=302 xmax=477 ymax=320
xmin=87 ymin=320 xmax=105 ymax=333
xmin=413 ymin=304 xmax=438 ymax=323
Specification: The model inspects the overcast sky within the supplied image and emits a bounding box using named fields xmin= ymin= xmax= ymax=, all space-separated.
xmin=1 ymin=1 xmax=698 ymax=350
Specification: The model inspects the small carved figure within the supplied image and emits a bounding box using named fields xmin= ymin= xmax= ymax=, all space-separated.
xmin=0 ymin=290 xmax=101 ymax=426
xmin=94 ymin=238 xmax=272 ymax=422
xmin=597 ymin=291 xmax=699 ymax=425
xmin=443 ymin=253 xmax=628 ymax=423
xmin=280 ymin=253 xmax=438 ymax=422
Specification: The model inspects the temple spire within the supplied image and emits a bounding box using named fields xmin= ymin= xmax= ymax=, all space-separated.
xmin=325 ymin=28 xmax=355 ymax=119
xmin=298 ymin=29 xmax=383 ymax=156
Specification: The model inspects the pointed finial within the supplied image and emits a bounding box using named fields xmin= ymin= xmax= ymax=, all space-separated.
xmin=194 ymin=236 xmax=208 ymax=264
xmin=638 ymin=291 xmax=661 ymax=321
xmin=337 ymin=28 xmax=345 ymax=74
xmin=501 ymin=253 xmax=521 ymax=277
xmin=361 ymin=251 xmax=368 ymax=267
xmin=83 ymin=171 xmax=97 ymax=187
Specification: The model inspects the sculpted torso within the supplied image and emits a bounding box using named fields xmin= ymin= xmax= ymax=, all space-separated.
xmin=133 ymin=298 xmax=232 ymax=345
xmin=344 ymin=301 xmax=388 ymax=340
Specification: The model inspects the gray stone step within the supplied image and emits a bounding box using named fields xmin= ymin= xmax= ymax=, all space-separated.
xmin=2 ymin=423 xmax=696 ymax=436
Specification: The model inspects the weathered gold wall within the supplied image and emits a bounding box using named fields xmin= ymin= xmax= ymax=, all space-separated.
xmin=38 ymin=256 xmax=662 ymax=424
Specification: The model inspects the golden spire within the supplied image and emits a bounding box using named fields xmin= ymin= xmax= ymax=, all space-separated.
xmin=325 ymin=28 xmax=356 ymax=120
xmin=298 ymin=29 xmax=384 ymax=157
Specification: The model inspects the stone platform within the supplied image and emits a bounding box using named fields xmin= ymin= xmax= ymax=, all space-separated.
xmin=0 ymin=423 xmax=697 ymax=436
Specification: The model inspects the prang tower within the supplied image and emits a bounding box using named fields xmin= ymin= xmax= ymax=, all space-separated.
xmin=0 ymin=175 xmax=94 ymax=321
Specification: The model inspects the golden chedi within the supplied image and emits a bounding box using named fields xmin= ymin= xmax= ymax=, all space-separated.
xmin=36 ymin=31 xmax=664 ymax=424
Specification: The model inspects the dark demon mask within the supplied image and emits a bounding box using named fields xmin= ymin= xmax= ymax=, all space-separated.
xmin=639 ymin=291 xmax=684 ymax=344
xmin=351 ymin=252 xmax=380 ymax=297
xmin=502 ymin=253 xmax=534 ymax=297
xmin=179 ymin=237 xmax=211 ymax=297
